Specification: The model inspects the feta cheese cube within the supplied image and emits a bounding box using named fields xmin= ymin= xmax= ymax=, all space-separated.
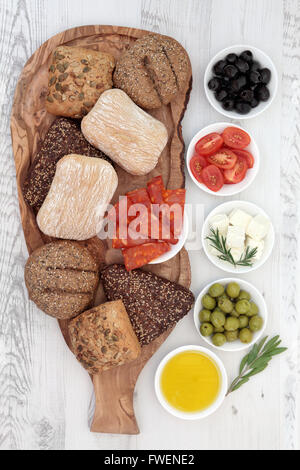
xmin=226 ymin=225 xmax=245 ymax=249
xmin=230 ymin=247 xmax=245 ymax=262
xmin=209 ymin=213 xmax=229 ymax=237
xmin=245 ymin=236 xmax=264 ymax=261
xmin=229 ymin=209 xmax=253 ymax=231
xmin=246 ymin=214 xmax=270 ymax=241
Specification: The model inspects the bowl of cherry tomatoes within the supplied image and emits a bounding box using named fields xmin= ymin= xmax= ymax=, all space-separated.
xmin=186 ymin=123 xmax=260 ymax=196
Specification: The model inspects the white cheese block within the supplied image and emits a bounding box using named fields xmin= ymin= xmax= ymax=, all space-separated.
xmin=246 ymin=236 xmax=264 ymax=261
xmin=230 ymin=247 xmax=245 ymax=263
xmin=229 ymin=209 xmax=253 ymax=231
xmin=209 ymin=213 xmax=229 ymax=237
xmin=246 ymin=214 xmax=270 ymax=241
xmin=226 ymin=225 xmax=245 ymax=249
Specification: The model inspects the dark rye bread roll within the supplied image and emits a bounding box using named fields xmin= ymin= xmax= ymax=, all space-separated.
xmin=25 ymin=241 xmax=99 ymax=319
xmin=22 ymin=117 xmax=111 ymax=212
xmin=113 ymin=33 xmax=191 ymax=109
xmin=101 ymin=264 xmax=194 ymax=345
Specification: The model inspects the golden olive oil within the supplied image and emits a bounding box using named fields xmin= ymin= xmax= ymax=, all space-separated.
xmin=160 ymin=350 xmax=221 ymax=413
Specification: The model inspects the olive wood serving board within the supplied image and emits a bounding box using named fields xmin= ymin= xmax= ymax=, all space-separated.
xmin=11 ymin=25 xmax=192 ymax=435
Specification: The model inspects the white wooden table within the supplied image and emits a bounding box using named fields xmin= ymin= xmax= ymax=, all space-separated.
xmin=0 ymin=0 xmax=299 ymax=451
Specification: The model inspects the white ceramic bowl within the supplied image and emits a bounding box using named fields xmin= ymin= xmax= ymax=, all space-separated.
xmin=186 ymin=122 xmax=260 ymax=196
xmin=194 ymin=278 xmax=268 ymax=352
xmin=204 ymin=45 xmax=278 ymax=120
xmin=149 ymin=212 xmax=189 ymax=264
xmin=202 ymin=200 xmax=275 ymax=274
xmin=154 ymin=345 xmax=227 ymax=420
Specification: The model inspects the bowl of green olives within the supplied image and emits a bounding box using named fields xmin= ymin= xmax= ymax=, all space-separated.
xmin=204 ymin=45 xmax=278 ymax=119
xmin=194 ymin=279 xmax=267 ymax=351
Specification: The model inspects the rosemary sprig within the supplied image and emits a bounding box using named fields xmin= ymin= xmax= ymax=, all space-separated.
xmin=227 ymin=336 xmax=287 ymax=395
xmin=206 ymin=228 xmax=258 ymax=267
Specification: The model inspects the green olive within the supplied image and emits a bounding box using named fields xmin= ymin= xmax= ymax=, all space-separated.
xmin=235 ymin=299 xmax=251 ymax=315
xmin=211 ymin=310 xmax=226 ymax=328
xmin=208 ymin=283 xmax=225 ymax=298
xmin=239 ymin=315 xmax=249 ymax=328
xmin=249 ymin=315 xmax=263 ymax=332
xmin=213 ymin=326 xmax=225 ymax=333
xmin=225 ymin=330 xmax=239 ymax=342
xmin=230 ymin=309 xmax=240 ymax=318
xmin=218 ymin=293 xmax=229 ymax=301
xmin=238 ymin=290 xmax=251 ymax=301
xmin=218 ymin=297 xmax=233 ymax=314
xmin=239 ymin=328 xmax=253 ymax=344
xmin=199 ymin=309 xmax=211 ymax=323
xmin=212 ymin=333 xmax=227 ymax=347
xmin=202 ymin=294 xmax=216 ymax=310
xmin=226 ymin=282 xmax=240 ymax=299
xmin=200 ymin=322 xmax=214 ymax=337
xmin=247 ymin=301 xmax=259 ymax=317
xmin=224 ymin=316 xmax=240 ymax=332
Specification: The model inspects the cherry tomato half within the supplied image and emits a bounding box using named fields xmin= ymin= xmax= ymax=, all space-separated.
xmin=232 ymin=149 xmax=255 ymax=169
xmin=195 ymin=133 xmax=223 ymax=157
xmin=223 ymin=157 xmax=248 ymax=184
xmin=222 ymin=127 xmax=251 ymax=150
xmin=207 ymin=148 xmax=237 ymax=170
xmin=201 ymin=165 xmax=224 ymax=192
xmin=190 ymin=154 xmax=208 ymax=182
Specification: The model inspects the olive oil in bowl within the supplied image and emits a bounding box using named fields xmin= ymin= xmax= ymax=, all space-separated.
xmin=155 ymin=346 xmax=227 ymax=419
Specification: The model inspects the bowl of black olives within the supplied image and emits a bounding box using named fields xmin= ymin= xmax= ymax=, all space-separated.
xmin=204 ymin=45 xmax=278 ymax=119
xmin=194 ymin=278 xmax=268 ymax=352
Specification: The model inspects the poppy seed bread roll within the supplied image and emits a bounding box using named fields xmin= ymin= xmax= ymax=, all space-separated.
xmin=81 ymin=89 xmax=168 ymax=176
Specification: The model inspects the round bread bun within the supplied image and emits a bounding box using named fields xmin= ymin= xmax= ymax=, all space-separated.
xmin=113 ymin=33 xmax=191 ymax=109
xmin=25 ymin=241 xmax=99 ymax=319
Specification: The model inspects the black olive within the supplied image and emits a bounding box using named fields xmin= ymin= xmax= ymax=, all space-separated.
xmin=224 ymin=64 xmax=238 ymax=79
xmin=235 ymin=101 xmax=251 ymax=114
xmin=250 ymin=98 xmax=259 ymax=108
xmin=213 ymin=60 xmax=227 ymax=76
xmin=226 ymin=53 xmax=238 ymax=64
xmin=208 ymin=77 xmax=222 ymax=91
xmin=255 ymin=84 xmax=270 ymax=101
xmin=240 ymin=89 xmax=254 ymax=102
xmin=250 ymin=60 xmax=261 ymax=72
xmin=240 ymin=50 xmax=253 ymax=62
xmin=215 ymin=89 xmax=228 ymax=102
xmin=231 ymin=75 xmax=247 ymax=93
xmin=260 ymin=68 xmax=271 ymax=84
xmin=250 ymin=70 xmax=262 ymax=84
xmin=235 ymin=59 xmax=250 ymax=73
xmin=222 ymin=99 xmax=235 ymax=111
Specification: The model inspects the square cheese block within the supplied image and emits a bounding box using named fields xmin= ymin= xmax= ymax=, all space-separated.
xmin=230 ymin=246 xmax=245 ymax=262
xmin=81 ymin=89 xmax=168 ymax=176
xmin=37 ymin=154 xmax=118 ymax=240
xmin=229 ymin=209 xmax=253 ymax=231
xmin=69 ymin=300 xmax=141 ymax=375
xmin=209 ymin=213 xmax=229 ymax=237
xmin=226 ymin=225 xmax=245 ymax=249
xmin=246 ymin=214 xmax=270 ymax=241
xmin=246 ymin=236 xmax=264 ymax=260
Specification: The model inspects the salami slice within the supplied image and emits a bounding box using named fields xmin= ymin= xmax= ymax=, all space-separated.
xmin=123 ymin=242 xmax=170 ymax=271
xmin=147 ymin=175 xmax=165 ymax=204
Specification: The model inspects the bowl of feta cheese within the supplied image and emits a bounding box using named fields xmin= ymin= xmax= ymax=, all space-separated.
xmin=202 ymin=201 xmax=275 ymax=273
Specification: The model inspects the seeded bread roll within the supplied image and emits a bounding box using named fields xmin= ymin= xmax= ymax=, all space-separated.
xmin=46 ymin=46 xmax=115 ymax=118
xmin=101 ymin=264 xmax=195 ymax=345
xmin=22 ymin=118 xmax=111 ymax=212
xmin=69 ymin=300 xmax=141 ymax=375
xmin=113 ymin=33 xmax=191 ymax=109
xmin=25 ymin=241 xmax=99 ymax=319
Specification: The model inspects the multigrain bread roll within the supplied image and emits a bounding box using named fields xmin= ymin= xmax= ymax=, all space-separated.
xmin=113 ymin=33 xmax=191 ymax=109
xmin=37 ymin=154 xmax=118 ymax=240
xmin=22 ymin=118 xmax=111 ymax=212
xmin=46 ymin=46 xmax=115 ymax=118
xmin=101 ymin=264 xmax=195 ymax=345
xmin=69 ymin=300 xmax=141 ymax=375
xmin=25 ymin=241 xmax=99 ymax=319
xmin=81 ymin=89 xmax=168 ymax=176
